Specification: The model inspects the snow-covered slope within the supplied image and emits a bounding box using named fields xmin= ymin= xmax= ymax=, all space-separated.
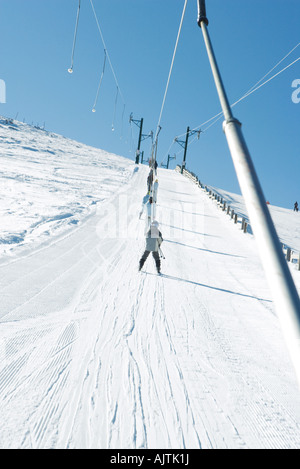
xmin=0 ymin=119 xmax=300 ymax=449
xmin=0 ymin=117 xmax=134 ymax=258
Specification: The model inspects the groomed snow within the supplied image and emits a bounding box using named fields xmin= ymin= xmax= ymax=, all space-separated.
xmin=0 ymin=119 xmax=300 ymax=449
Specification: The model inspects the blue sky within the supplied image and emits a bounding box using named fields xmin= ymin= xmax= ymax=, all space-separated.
xmin=0 ymin=0 xmax=299 ymax=209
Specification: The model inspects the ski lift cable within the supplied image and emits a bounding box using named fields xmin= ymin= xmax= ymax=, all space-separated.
xmin=186 ymin=50 xmax=299 ymax=160
xmin=90 ymin=0 xmax=125 ymax=105
xmin=201 ymin=54 xmax=300 ymax=133
xmin=92 ymin=50 xmax=107 ymax=112
xmin=154 ymin=0 xmax=188 ymax=145
xmin=160 ymin=51 xmax=300 ymax=165
xmin=174 ymin=42 xmax=300 ymax=141
xmin=129 ymin=119 xmax=134 ymax=153
xmin=112 ymin=86 xmax=119 ymax=131
xmin=244 ymin=41 xmax=300 ymax=96
xmin=68 ymin=0 xmax=81 ymax=73
xmin=161 ymin=133 xmax=199 ymax=167
xmin=171 ymin=52 xmax=300 ymax=145
xmin=120 ymin=103 xmax=126 ymax=139
xmin=184 ymin=54 xmax=299 ymax=152
xmin=160 ymin=111 xmax=222 ymax=165
xmin=231 ymin=55 xmax=300 ymax=107
xmin=160 ymin=140 xmax=176 ymax=166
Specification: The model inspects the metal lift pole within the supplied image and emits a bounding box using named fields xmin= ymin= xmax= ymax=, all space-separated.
xmin=136 ymin=118 xmax=144 ymax=164
xmin=197 ymin=0 xmax=300 ymax=386
xmin=182 ymin=126 xmax=190 ymax=174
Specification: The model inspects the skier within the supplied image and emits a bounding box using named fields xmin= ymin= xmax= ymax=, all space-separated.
xmin=294 ymin=201 xmax=298 ymax=212
xmin=147 ymin=169 xmax=153 ymax=194
xmin=139 ymin=196 xmax=154 ymax=233
xmin=139 ymin=193 xmax=150 ymax=218
xmin=139 ymin=221 xmax=163 ymax=274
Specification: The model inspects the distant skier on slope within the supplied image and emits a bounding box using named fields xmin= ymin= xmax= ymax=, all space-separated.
xmin=147 ymin=169 xmax=154 ymax=194
xmin=139 ymin=221 xmax=163 ymax=274
xmin=294 ymin=201 xmax=298 ymax=212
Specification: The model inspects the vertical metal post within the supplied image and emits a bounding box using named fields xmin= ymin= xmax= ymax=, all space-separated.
xmin=152 ymin=125 xmax=162 ymax=169
xmin=135 ymin=117 xmax=144 ymax=164
xmin=166 ymin=154 xmax=176 ymax=169
xmin=197 ymin=0 xmax=300 ymax=386
xmin=181 ymin=126 xmax=190 ymax=174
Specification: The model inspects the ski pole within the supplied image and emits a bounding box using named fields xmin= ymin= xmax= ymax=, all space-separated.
xmin=197 ymin=0 xmax=300 ymax=388
xmin=159 ymin=247 xmax=165 ymax=259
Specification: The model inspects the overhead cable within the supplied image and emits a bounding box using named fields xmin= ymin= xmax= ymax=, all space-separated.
xmin=90 ymin=0 xmax=126 ymax=106
xmin=154 ymin=0 xmax=188 ymax=144
xmin=68 ymin=0 xmax=81 ymax=74
xmin=160 ymin=43 xmax=300 ymax=166
xmin=175 ymin=43 xmax=300 ymax=141
xmin=92 ymin=50 xmax=107 ymax=112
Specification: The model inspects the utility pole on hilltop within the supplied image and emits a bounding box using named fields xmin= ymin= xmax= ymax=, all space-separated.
xmin=129 ymin=114 xmax=153 ymax=164
xmin=174 ymin=126 xmax=201 ymax=174
xmin=168 ymin=154 xmax=176 ymax=169
xmin=164 ymin=154 xmax=176 ymax=169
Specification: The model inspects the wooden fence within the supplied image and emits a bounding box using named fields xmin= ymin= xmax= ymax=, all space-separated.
xmin=175 ymin=165 xmax=300 ymax=271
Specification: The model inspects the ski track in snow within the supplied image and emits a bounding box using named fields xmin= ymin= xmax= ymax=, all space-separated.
xmin=0 ymin=125 xmax=300 ymax=448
